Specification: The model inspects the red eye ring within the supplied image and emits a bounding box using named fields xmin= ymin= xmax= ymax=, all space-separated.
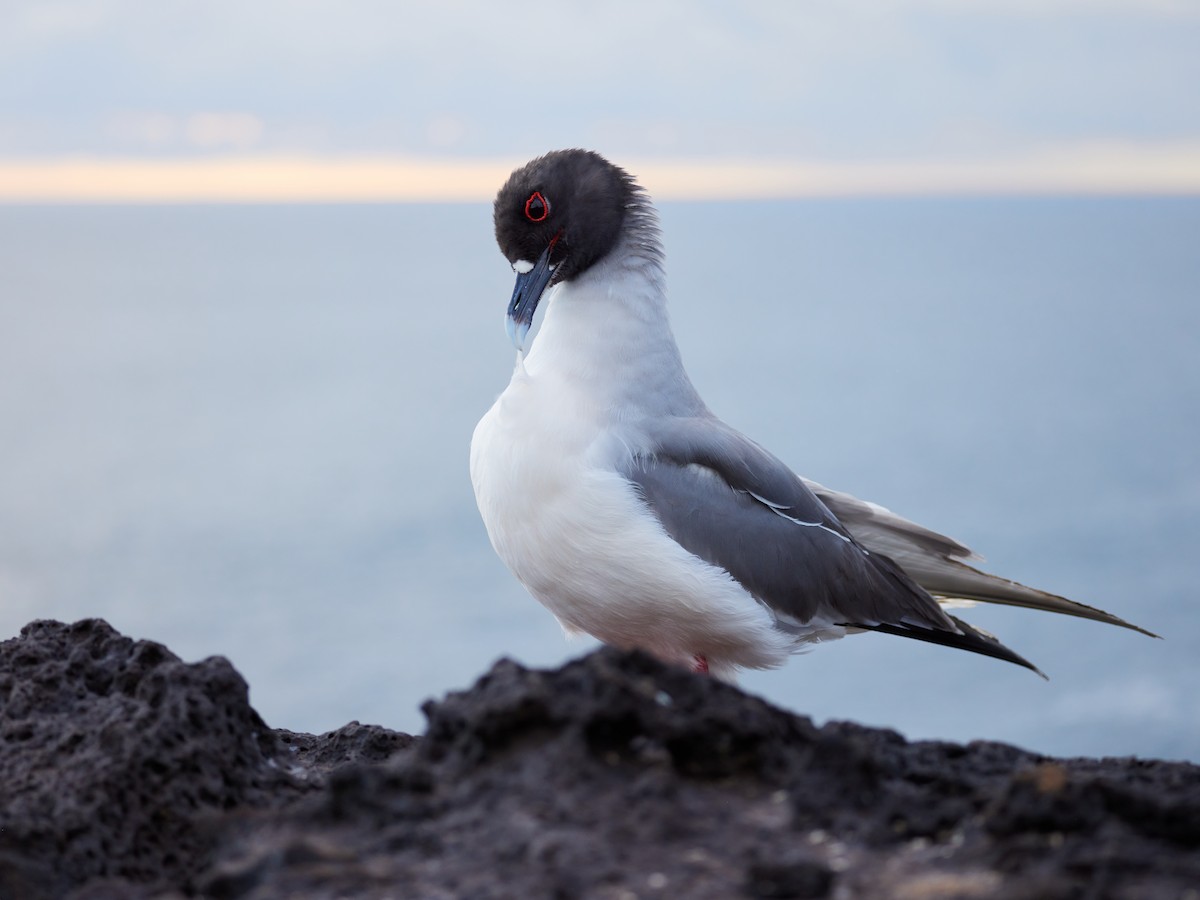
xmin=524 ymin=191 xmax=550 ymax=222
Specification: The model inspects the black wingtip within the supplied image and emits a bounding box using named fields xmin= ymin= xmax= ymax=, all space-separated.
xmin=845 ymin=614 xmax=1048 ymax=679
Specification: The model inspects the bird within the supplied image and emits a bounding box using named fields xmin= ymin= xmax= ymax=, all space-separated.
xmin=470 ymin=148 xmax=1155 ymax=680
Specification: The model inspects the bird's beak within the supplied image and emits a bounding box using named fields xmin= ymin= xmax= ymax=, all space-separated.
xmin=505 ymin=240 xmax=557 ymax=351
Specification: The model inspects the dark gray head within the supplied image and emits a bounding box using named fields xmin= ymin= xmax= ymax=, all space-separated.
xmin=493 ymin=149 xmax=637 ymax=349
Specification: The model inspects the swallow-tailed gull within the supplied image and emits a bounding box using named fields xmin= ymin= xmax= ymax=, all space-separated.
xmin=470 ymin=149 xmax=1154 ymax=679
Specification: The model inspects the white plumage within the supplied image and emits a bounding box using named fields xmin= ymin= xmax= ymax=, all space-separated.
xmin=472 ymin=228 xmax=801 ymax=678
xmin=471 ymin=149 xmax=1153 ymax=680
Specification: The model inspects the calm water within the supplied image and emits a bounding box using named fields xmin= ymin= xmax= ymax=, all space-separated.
xmin=1 ymin=199 xmax=1197 ymax=760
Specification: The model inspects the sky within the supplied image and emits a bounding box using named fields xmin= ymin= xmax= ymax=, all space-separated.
xmin=2 ymin=0 xmax=1199 ymax=198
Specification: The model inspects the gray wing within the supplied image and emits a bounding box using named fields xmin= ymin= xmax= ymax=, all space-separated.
xmin=622 ymin=416 xmax=1042 ymax=672
xmin=806 ymin=480 xmax=1158 ymax=637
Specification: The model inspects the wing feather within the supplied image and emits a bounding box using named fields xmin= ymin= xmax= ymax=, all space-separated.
xmin=806 ymin=480 xmax=1157 ymax=637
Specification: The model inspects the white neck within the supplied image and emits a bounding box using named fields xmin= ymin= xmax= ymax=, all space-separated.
xmin=520 ymin=227 xmax=705 ymax=421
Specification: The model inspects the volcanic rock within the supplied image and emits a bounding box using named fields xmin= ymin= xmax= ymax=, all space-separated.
xmin=1 ymin=619 xmax=1196 ymax=899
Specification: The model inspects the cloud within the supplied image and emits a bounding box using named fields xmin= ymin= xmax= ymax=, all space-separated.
xmin=899 ymin=0 xmax=1198 ymax=14
xmin=183 ymin=113 xmax=264 ymax=150
xmin=11 ymin=0 xmax=117 ymax=37
xmin=0 ymin=1 xmax=1197 ymax=161
xmin=425 ymin=115 xmax=469 ymax=151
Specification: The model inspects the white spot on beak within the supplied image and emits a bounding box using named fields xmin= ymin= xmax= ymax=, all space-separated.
xmin=513 ymin=259 xmax=534 ymax=274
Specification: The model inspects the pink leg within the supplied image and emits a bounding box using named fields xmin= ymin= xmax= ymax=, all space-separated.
xmin=692 ymin=654 xmax=709 ymax=675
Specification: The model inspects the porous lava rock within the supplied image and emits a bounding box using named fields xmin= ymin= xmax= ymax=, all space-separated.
xmin=1 ymin=619 xmax=1197 ymax=899
xmin=0 ymin=619 xmax=409 ymax=898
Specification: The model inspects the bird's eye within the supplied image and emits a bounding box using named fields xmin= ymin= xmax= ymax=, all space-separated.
xmin=524 ymin=191 xmax=550 ymax=222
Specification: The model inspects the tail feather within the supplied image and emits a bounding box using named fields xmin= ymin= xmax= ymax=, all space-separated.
xmin=806 ymin=478 xmax=1159 ymax=638
xmin=908 ymin=555 xmax=1159 ymax=638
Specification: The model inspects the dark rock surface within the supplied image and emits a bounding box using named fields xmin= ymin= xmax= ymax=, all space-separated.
xmin=1 ymin=619 xmax=1197 ymax=899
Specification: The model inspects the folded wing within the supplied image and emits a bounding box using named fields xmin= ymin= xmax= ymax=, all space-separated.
xmin=623 ymin=416 xmax=1045 ymax=673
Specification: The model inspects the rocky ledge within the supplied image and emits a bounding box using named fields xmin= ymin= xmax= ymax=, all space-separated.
xmin=1 ymin=619 xmax=1197 ymax=899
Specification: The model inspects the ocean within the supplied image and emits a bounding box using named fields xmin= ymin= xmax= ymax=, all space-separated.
xmin=1 ymin=198 xmax=1196 ymax=760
